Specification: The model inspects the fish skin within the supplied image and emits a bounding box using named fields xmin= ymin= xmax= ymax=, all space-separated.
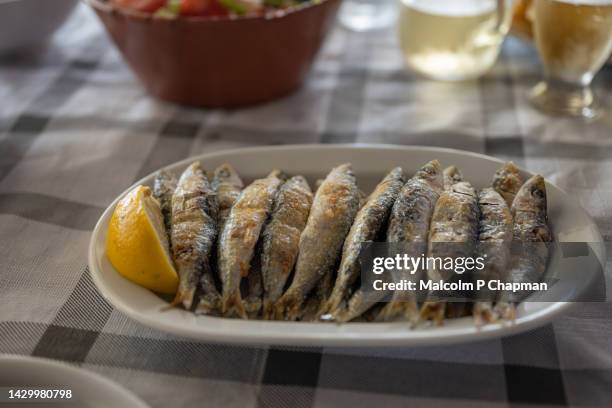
xmin=420 ymin=179 xmax=480 ymax=325
xmin=212 ymin=164 xmax=244 ymax=229
xmin=376 ymin=161 xmax=443 ymax=323
xmin=320 ymin=167 xmax=406 ymax=317
xmin=275 ymin=164 xmax=360 ymax=321
xmin=170 ymin=162 xmax=219 ymax=311
xmin=473 ymin=188 xmax=513 ymax=326
xmin=495 ymin=175 xmax=552 ymax=319
xmin=218 ymin=170 xmax=284 ymax=318
xmin=261 ymin=176 xmax=313 ymax=319
xmin=153 ymin=170 xmax=178 ymax=237
xmin=492 ymin=162 xmax=525 ymax=208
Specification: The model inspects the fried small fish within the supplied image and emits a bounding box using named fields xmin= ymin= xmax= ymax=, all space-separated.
xmin=275 ymin=164 xmax=360 ymax=321
xmin=377 ymin=161 xmax=443 ymax=323
xmin=212 ymin=164 xmax=244 ymax=229
xmin=261 ymin=176 xmax=313 ymax=319
xmin=495 ymin=175 xmax=552 ymax=320
xmin=420 ymin=180 xmax=480 ymax=325
xmin=492 ymin=162 xmax=525 ymax=208
xmin=473 ymin=188 xmax=512 ymax=326
xmin=219 ymin=170 xmax=284 ymax=318
xmin=170 ymin=162 xmax=219 ymax=311
xmin=153 ymin=170 xmax=178 ymax=237
xmin=320 ymin=167 xmax=405 ymax=317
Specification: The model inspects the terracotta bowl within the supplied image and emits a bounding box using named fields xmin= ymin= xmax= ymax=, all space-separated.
xmin=87 ymin=0 xmax=341 ymax=109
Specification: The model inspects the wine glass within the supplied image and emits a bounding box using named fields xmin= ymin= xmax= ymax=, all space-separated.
xmin=397 ymin=0 xmax=513 ymax=81
xmin=529 ymin=0 xmax=612 ymax=119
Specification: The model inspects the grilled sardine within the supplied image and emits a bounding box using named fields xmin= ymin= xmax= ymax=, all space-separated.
xmin=473 ymin=188 xmax=512 ymax=326
xmin=170 ymin=162 xmax=219 ymax=311
xmin=495 ymin=175 xmax=552 ymax=320
xmin=261 ymin=176 xmax=313 ymax=319
xmin=320 ymin=167 xmax=405 ymax=317
xmin=377 ymin=161 xmax=443 ymax=323
xmin=219 ymin=170 xmax=283 ymax=318
xmin=275 ymin=164 xmax=360 ymax=320
xmin=420 ymin=179 xmax=480 ymax=325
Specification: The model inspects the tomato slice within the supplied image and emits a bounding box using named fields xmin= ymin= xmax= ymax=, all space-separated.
xmin=112 ymin=0 xmax=167 ymax=13
xmin=180 ymin=0 xmax=229 ymax=16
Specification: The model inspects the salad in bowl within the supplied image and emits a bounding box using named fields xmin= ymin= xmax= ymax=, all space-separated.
xmin=111 ymin=0 xmax=319 ymax=17
xmin=89 ymin=0 xmax=339 ymax=108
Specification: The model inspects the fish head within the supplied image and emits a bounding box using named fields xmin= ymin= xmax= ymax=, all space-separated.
xmin=493 ymin=162 xmax=524 ymax=190
xmin=416 ymin=160 xmax=443 ymax=190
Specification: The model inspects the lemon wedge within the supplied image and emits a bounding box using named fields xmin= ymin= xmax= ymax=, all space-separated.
xmin=106 ymin=185 xmax=178 ymax=295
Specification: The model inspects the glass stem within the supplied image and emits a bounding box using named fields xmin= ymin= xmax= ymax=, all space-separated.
xmin=529 ymin=76 xmax=601 ymax=120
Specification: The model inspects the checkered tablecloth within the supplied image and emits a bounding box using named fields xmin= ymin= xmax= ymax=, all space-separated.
xmin=1 ymin=4 xmax=612 ymax=407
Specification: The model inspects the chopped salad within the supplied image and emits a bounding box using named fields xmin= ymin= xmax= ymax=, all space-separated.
xmin=111 ymin=0 xmax=320 ymax=17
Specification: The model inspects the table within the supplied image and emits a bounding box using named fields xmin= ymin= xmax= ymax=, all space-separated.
xmin=1 ymin=5 xmax=611 ymax=408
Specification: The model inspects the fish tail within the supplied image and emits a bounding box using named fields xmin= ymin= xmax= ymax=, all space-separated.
xmin=331 ymin=299 xmax=364 ymax=323
xmin=473 ymin=301 xmax=498 ymax=327
xmin=420 ymin=301 xmax=446 ymax=326
xmin=273 ymin=292 xmax=302 ymax=321
xmin=324 ymin=304 xmax=345 ymax=322
xmin=317 ymin=290 xmax=343 ymax=318
xmin=332 ymin=306 xmax=355 ymax=323
xmin=194 ymin=272 xmax=222 ymax=315
xmin=333 ymin=290 xmax=377 ymax=323
xmin=195 ymin=292 xmax=221 ymax=315
xmin=316 ymin=300 xmax=332 ymax=317
xmin=403 ymin=301 xmax=421 ymax=326
xmin=377 ymin=299 xmax=419 ymax=324
xmin=222 ymin=291 xmax=248 ymax=319
xmin=168 ymin=287 xmax=196 ymax=311
xmin=262 ymin=301 xmax=275 ymax=320
xmin=376 ymin=302 xmax=401 ymax=322
xmin=244 ymin=296 xmax=263 ymax=318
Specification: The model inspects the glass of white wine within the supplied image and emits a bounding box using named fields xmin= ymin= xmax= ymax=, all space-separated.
xmin=398 ymin=0 xmax=513 ymax=81
xmin=529 ymin=0 xmax=612 ymax=119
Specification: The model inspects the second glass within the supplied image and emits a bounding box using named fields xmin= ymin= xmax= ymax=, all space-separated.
xmin=529 ymin=0 xmax=612 ymax=119
xmin=398 ymin=0 xmax=513 ymax=81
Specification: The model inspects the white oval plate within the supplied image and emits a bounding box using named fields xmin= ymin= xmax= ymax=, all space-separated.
xmin=89 ymin=144 xmax=605 ymax=347
xmin=0 ymin=355 xmax=148 ymax=408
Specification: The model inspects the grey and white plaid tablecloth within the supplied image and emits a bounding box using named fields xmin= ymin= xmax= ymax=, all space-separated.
xmin=1 ymin=4 xmax=612 ymax=407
